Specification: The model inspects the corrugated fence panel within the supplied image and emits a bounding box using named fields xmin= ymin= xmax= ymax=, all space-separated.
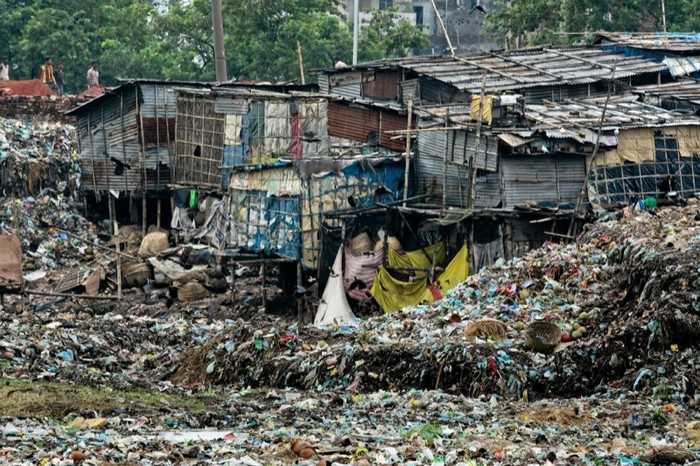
xmin=416 ymin=154 xmax=470 ymax=207
xmin=500 ymin=155 xmax=585 ymax=207
xmin=328 ymin=101 xmax=378 ymax=144
xmin=475 ymin=171 xmax=502 ymax=208
xmin=318 ymin=73 xmax=330 ymax=94
xmin=331 ymin=82 xmax=362 ymax=99
xmin=214 ymin=97 xmax=249 ymax=115
xmin=419 ymin=130 xmax=497 ymax=172
xmin=362 ymin=70 xmax=401 ymax=100
xmin=379 ymin=111 xmax=410 ymax=152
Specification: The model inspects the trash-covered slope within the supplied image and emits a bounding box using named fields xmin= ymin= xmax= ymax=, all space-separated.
xmin=174 ymin=201 xmax=700 ymax=401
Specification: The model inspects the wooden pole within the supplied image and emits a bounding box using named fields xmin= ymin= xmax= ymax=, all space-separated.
xmin=56 ymin=228 xmax=137 ymax=260
xmin=430 ymin=0 xmax=455 ymax=56
xmin=297 ymin=41 xmax=306 ymax=85
xmin=23 ymin=290 xmax=121 ymax=301
xmin=296 ymin=260 xmax=303 ymax=324
xmin=568 ymin=63 xmax=617 ymax=238
xmin=261 ymin=262 xmax=267 ymax=311
xmin=442 ymin=107 xmax=449 ymax=209
xmin=112 ymin=197 xmax=122 ymax=300
xmin=136 ymin=87 xmax=148 ymax=236
xmin=157 ymin=199 xmax=162 ymax=229
xmin=402 ymin=99 xmax=413 ymax=206
xmin=468 ymin=76 xmax=486 ymax=210
xmin=212 ymin=0 xmax=228 ymax=81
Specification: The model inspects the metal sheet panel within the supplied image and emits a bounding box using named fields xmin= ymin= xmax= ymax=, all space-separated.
xmin=318 ymin=73 xmax=330 ymax=94
xmin=331 ymin=82 xmax=362 ymax=99
xmin=214 ymin=97 xmax=249 ymax=114
xmin=474 ymin=171 xmax=502 ymax=208
xmin=362 ymin=70 xmax=400 ymax=100
xmin=416 ymin=153 xmax=470 ymax=208
xmin=500 ymin=155 xmax=585 ymax=208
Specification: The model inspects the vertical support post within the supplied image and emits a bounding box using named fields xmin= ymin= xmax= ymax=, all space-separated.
xmin=261 ymin=262 xmax=267 ymax=311
xmin=296 ymin=260 xmax=304 ymax=324
xmin=352 ymin=0 xmax=359 ymax=65
xmin=142 ymin=196 xmax=147 ymax=234
xmin=212 ymin=0 xmax=228 ymax=81
xmin=403 ymin=99 xmax=413 ymax=206
xmin=469 ymin=76 xmax=486 ymax=210
xmin=157 ymin=199 xmax=162 ymax=229
xmin=430 ymin=0 xmax=455 ymax=56
xmin=230 ymin=259 xmax=237 ymax=300
xmin=111 ymin=196 xmax=122 ymax=300
xmin=661 ymin=0 xmax=667 ymax=32
xmin=137 ymin=87 xmax=148 ymax=236
xmin=442 ymin=108 xmax=449 ymax=209
xmin=297 ymin=41 xmax=306 ymax=84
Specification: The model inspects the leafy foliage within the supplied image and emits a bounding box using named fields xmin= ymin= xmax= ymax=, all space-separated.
xmin=486 ymin=0 xmax=700 ymax=48
xmin=0 ymin=0 xmax=428 ymax=92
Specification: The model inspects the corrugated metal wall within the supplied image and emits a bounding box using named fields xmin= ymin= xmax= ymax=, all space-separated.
xmin=317 ymin=74 xmax=330 ymax=94
xmin=362 ymin=70 xmax=401 ymax=100
xmin=500 ymin=155 xmax=585 ymax=207
xmin=417 ymin=128 xmax=498 ymax=172
xmin=327 ymin=101 xmax=409 ymax=152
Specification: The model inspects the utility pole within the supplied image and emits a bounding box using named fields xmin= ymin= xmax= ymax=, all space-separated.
xmin=661 ymin=0 xmax=668 ymax=33
xmin=430 ymin=0 xmax=455 ymax=56
xmin=352 ymin=0 xmax=359 ymax=65
xmin=212 ymin=0 xmax=227 ymax=81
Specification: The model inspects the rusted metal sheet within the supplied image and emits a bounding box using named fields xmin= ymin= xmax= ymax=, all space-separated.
xmin=362 ymin=70 xmax=401 ymax=100
xmin=328 ymin=101 xmax=409 ymax=152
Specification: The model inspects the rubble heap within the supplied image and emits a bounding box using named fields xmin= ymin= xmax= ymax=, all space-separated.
xmin=0 ymin=117 xmax=79 ymax=197
xmin=1 ymin=203 xmax=699 ymax=465
xmin=175 ymin=201 xmax=700 ymax=402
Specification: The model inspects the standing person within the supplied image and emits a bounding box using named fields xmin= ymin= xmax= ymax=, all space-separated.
xmin=40 ymin=57 xmax=56 ymax=90
xmin=87 ymin=62 xmax=99 ymax=89
xmin=0 ymin=59 xmax=9 ymax=80
xmin=55 ymin=63 xmax=65 ymax=96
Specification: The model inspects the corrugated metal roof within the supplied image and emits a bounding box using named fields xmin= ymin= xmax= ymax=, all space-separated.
xmin=322 ymin=46 xmax=666 ymax=95
xmin=633 ymin=80 xmax=700 ymax=106
xmin=595 ymin=31 xmax=700 ymax=52
xmin=523 ymin=95 xmax=700 ymax=133
xmin=662 ymin=56 xmax=700 ymax=77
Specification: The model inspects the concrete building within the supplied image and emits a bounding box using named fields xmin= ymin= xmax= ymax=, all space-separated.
xmin=341 ymin=0 xmax=497 ymax=53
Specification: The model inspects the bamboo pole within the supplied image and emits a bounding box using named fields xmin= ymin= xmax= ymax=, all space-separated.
xmin=402 ymin=99 xmax=413 ymax=206
xmin=23 ymin=290 xmax=121 ymax=301
xmin=112 ymin=196 xmax=123 ymax=300
xmin=297 ymin=41 xmax=306 ymax=85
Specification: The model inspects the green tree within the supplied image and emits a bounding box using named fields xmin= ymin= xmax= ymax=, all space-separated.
xmin=1 ymin=0 xmax=428 ymax=91
xmin=360 ymin=9 xmax=430 ymax=62
xmin=487 ymin=0 xmax=700 ymax=48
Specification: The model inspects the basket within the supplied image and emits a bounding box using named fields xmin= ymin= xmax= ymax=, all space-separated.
xmin=464 ymin=318 xmax=508 ymax=341
xmin=122 ymin=262 xmax=151 ymax=287
xmin=526 ymin=321 xmax=561 ymax=353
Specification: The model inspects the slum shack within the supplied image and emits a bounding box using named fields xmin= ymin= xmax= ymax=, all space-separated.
xmin=171 ymin=87 xmax=407 ymax=310
xmin=521 ymin=95 xmax=700 ymax=206
xmin=66 ymin=80 xmax=209 ymax=230
xmin=315 ymin=203 xmax=472 ymax=326
xmin=319 ymin=46 xmax=672 ymax=106
xmin=634 ymin=80 xmax=700 ymax=114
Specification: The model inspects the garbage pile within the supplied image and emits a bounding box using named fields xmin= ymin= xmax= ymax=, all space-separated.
xmin=1 ymin=202 xmax=700 ymax=465
xmin=175 ymin=201 xmax=700 ymax=402
xmin=1 ymin=192 xmax=97 ymax=270
xmin=0 ymin=116 xmax=79 ymax=197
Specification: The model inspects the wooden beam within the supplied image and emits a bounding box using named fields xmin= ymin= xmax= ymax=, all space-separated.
xmin=543 ymin=48 xmax=615 ymax=71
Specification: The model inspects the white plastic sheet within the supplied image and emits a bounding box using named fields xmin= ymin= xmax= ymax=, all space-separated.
xmin=314 ymin=246 xmax=356 ymax=327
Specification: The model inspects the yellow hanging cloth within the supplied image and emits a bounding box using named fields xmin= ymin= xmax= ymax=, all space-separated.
xmin=370 ymin=267 xmax=434 ymax=314
xmin=470 ymin=95 xmax=493 ymax=125
xmin=437 ymin=244 xmax=469 ymax=294
xmin=387 ymin=241 xmax=446 ymax=278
